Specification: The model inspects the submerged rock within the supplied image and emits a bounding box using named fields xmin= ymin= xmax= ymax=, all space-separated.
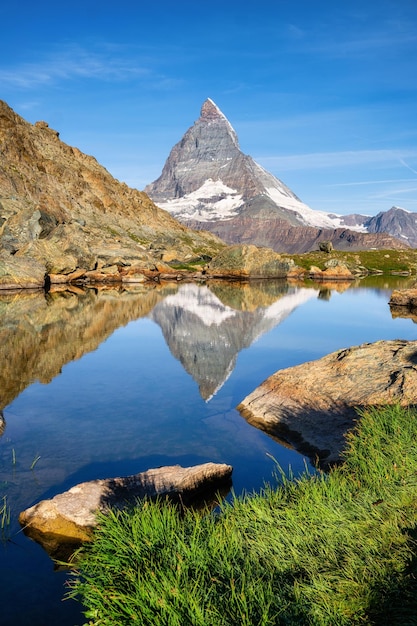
xmin=19 ymin=462 xmax=233 ymax=561
xmin=237 ymin=339 xmax=417 ymax=468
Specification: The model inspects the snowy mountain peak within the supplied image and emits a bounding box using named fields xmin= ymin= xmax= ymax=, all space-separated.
xmin=144 ymin=101 xmax=415 ymax=250
xmin=144 ymin=99 xmax=308 ymax=219
xmin=201 ymin=98 xmax=226 ymax=120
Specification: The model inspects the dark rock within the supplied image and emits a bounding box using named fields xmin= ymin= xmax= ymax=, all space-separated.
xmin=389 ymin=288 xmax=417 ymax=308
xmin=319 ymin=241 xmax=333 ymax=253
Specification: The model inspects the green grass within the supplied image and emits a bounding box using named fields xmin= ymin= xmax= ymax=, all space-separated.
xmin=0 ymin=495 xmax=11 ymax=542
xmin=69 ymin=405 xmax=417 ymax=625
xmin=282 ymin=249 xmax=417 ymax=274
xmin=169 ymin=259 xmax=208 ymax=271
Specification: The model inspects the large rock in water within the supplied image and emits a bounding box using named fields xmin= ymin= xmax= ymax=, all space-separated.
xmin=19 ymin=463 xmax=232 ymax=560
xmin=237 ymin=339 xmax=417 ymax=468
xmin=389 ymin=288 xmax=417 ymax=308
xmin=205 ymin=244 xmax=295 ymax=279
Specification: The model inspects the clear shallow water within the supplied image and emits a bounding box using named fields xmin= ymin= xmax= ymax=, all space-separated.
xmin=0 ymin=277 xmax=416 ymax=625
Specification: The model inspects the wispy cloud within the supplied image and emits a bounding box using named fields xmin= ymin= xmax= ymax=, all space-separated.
xmin=399 ymin=158 xmax=417 ymax=176
xmin=327 ymin=178 xmax=417 ymax=188
xmin=257 ymin=150 xmax=417 ymax=171
xmin=0 ymin=44 xmax=151 ymax=88
xmin=309 ymin=31 xmax=417 ymax=58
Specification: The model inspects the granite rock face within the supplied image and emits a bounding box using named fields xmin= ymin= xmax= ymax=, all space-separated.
xmin=0 ymin=100 xmax=225 ymax=288
xmin=145 ymin=99 xmax=411 ymax=253
xmin=237 ymin=339 xmax=417 ymax=467
xmin=19 ymin=463 xmax=233 ymax=559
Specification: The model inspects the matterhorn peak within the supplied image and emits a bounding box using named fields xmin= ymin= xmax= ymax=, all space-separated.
xmin=200 ymin=98 xmax=226 ymax=120
xmin=144 ymin=100 xmax=346 ymax=230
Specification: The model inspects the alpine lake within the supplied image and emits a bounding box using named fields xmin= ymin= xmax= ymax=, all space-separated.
xmin=1 ymin=274 xmax=416 ymax=625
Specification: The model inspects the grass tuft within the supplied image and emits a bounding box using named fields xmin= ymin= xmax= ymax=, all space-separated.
xmin=0 ymin=495 xmax=11 ymax=542
xmin=69 ymin=405 xmax=417 ymax=625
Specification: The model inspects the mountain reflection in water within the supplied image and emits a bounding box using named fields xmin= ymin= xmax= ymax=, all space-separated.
xmin=0 ymin=280 xmax=330 ymax=414
xmin=151 ymin=282 xmax=317 ymax=400
xmin=0 ymin=283 xmax=176 ymax=411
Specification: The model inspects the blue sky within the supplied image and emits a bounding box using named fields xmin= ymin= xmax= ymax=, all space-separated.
xmin=1 ymin=0 xmax=416 ymax=216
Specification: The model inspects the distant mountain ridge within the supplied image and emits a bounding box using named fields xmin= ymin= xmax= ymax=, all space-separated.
xmin=145 ymin=99 xmax=415 ymax=252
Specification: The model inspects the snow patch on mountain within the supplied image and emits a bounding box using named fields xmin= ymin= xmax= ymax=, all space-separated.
xmin=264 ymin=288 xmax=318 ymax=321
xmin=266 ymin=190 xmax=368 ymax=231
xmin=158 ymin=179 xmax=243 ymax=221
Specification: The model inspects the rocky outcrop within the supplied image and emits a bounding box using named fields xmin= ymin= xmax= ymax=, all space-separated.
xmin=0 ymin=100 xmax=225 ymax=289
xmin=389 ymin=288 xmax=417 ymax=308
xmin=306 ymin=261 xmax=355 ymax=281
xmin=19 ymin=463 xmax=233 ymax=560
xmin=205 ymin=244 xmax=295 ymax=279
xmin=237 ymin=339 xmax=417 ymax=468
xmin=0 ymin=255 xmax=46 ymax=289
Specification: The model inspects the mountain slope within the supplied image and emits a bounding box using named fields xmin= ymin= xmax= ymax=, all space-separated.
xmin=145 ymin=99 xmax=411 ymax=253
xmin=364 ymin=206 xmax=417 ymax=247
xmin=145 ymin=98 xmax=325 ymax=227
xmin=0 ymin=100 xmax=225 ymax=287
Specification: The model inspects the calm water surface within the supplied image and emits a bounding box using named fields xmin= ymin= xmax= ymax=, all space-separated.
xmin=1 ymin=276 xmax=416 ymax=625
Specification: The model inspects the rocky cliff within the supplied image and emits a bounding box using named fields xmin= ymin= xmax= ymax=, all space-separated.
xmin=0 ymin=100 xmax=225 ymax=289
xmin=145 ymin=99 xmax=413 ymax=253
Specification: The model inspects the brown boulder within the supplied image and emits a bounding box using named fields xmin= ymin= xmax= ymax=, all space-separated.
xmin=237 ymin=339 xmax=417 ymax=467
xmin=0 ymin=254 xmax=46 ymax=289
xmin=389 ymin=288 xmax=417 ymax=308
xmin=19 ymin=462 xmax=232 ymax=560
xmin=308 ymin=261 xmax=355 ymax=281
xmin=206 ymin=244 xmax=294 ymax=279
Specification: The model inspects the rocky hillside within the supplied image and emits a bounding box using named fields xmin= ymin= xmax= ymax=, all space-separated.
xmin=364 ymin=206 xmax=417 ymax=247
xmin=186 ymin=215 xmax=407 ymax=254
xmin=0 ymin=100 xmax=225 ymax=289
xmin=145 ymin=99 xmax=412 ymax=253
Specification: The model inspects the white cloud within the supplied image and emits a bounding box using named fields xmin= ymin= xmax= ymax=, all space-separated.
xmin=257 ymin=150 xmax=417 ymax=172
xmin=327 ymin=178 xmax=417 ymax=188
xmin=0 ymin=44 xmax=151 ymax=88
